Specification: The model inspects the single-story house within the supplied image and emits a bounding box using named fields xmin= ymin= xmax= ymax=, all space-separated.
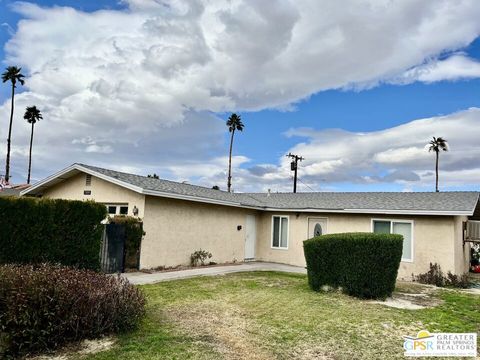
xmin=21 ymin=163 xmax=480 ymax=279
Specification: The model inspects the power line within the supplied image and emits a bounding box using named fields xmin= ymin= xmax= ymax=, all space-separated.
xmin=297 ymin=177 xmax=318 ymax=192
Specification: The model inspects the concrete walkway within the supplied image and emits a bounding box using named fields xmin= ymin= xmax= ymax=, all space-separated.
xmin=122 ymin=262 xmax=306 ymax=285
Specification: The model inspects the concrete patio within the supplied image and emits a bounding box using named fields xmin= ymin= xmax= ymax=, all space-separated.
xmin=122 ymin=261 xmax=306 ymax=285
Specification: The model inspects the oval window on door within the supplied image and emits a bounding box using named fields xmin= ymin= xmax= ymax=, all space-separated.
xmin=314 ymin=223 xmax=323 ymax=236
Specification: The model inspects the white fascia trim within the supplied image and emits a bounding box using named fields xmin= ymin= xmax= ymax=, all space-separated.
xmin=20 ymin=164 xmax=144 ymax=197
xmin=20 ymin=164 xmax=79 ymax=196
xmin=262 ymin=207 xmax=473 ymax=216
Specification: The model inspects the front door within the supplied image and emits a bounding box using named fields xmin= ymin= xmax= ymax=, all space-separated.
xmin=308 ymin=218 xmax=327 ymax=238
xmin=245 ymin=215 xmax=256 ymax=260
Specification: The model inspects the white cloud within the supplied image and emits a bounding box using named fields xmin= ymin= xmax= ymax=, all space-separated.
xmin=374 ymin=147 xmax=428 ymax=164
xmin=392 ymin=54 xmax=480 ymax=84
xmin=1 ymin=0 xmax=480 ymax=188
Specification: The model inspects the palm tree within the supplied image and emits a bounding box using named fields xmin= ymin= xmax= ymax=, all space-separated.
xmin=226 ymin=113 xmax=244 ymax=192
xmin=2 ymin=66 xmax=25 ymax=182
xmin=24 ymin=106 xmax=42 ymax=184
xmin=428 ymin=136 xmax=448 ymax=192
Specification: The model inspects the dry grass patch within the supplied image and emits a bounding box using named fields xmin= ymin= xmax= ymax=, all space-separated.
xmin=372 ymin=282 xmax=443 ymax=310
xmin=166 ymin=301 xmax=272 ymax=360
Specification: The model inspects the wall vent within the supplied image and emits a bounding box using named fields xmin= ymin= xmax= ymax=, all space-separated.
xmin=85 ymin=174 xmax=92 ymax=186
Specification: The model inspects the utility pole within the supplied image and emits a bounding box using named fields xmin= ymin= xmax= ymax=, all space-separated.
xmin=286 ymin=153 xmax=304 ymax=193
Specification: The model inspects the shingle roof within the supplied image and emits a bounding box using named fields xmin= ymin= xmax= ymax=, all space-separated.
xmin=248 ymin=192 xmax=480 ymax=213
xmin=22 ymin=163 xmax=480 ymax=215
xmin=79 ymin=164 xmax=265 ymax=208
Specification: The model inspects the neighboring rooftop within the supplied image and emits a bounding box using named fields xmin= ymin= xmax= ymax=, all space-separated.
xmin=21 ymin=163 xmax=479 ymax=216
xmin=0 ymin=184 xmax=30 ymax=197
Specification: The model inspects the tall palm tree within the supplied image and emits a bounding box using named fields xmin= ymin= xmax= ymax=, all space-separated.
xmin=226 ymin=113 xmax=244 ymax=192
xmin=24 ymin=106 xmax=42 ymax=184
xmin=2 ymin=66 xmax=25 ymax=182
xmin=428 ymin=136 xmax=448 ymax=192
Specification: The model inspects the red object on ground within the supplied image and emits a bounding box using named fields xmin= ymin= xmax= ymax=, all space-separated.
xmin=472 ymin=265 xmax=480 ymax=273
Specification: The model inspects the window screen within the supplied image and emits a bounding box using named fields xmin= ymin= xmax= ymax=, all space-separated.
xmin=373 ymin=220 xmax=413 ymax=261
xmin=393 ymin=222 xmax=412 ymax=261
xmin=272 ymin=217 xmax=280 ymax=247
xmin=280 ymin=217 xmax=288 ymax=248
xmin=272 ymin=216 xmax=288 ymax=248
xmin=373 ymin=220 xmax=391 ymax=234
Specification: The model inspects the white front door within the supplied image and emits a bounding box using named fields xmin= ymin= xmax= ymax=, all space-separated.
xmin=308 ymin=218 xmax=327 ymax=238
xmin=245 ymin=215 xmax=256 ymax=260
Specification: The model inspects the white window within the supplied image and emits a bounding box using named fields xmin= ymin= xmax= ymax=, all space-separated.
xmin=372 ymin=219 xmax=413 ymax=262
xmin=272 ymin=215 xmax=289 ymax=249
xmin=105 ymin=204 xmax=128 ymax=216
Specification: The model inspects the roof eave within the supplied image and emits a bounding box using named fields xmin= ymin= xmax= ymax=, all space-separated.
xmin=262 ymin=207 xmax=473 ymax=216
xmin=20 ymin=164 xmax=144 ymax=197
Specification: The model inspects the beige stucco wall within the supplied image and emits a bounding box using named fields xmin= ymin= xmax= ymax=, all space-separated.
xmin=255 ymin=212 xmax=464 ymax=279
xmin=140 ymin=196 xmax=258 ymax=269
xmin=41 ymin=173 xmax=146 ymax=218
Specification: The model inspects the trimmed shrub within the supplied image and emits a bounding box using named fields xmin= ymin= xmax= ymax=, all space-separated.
xmin=303 ymin=232 xmax=403 ymax=299
xmin=0 ymin=197 xmax=106 ymax=270
xmin=0 ymin=264 xmax=145 ymax=357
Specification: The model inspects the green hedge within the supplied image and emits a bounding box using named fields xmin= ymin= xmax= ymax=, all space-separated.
xmin=303 ymin=232 xmax=403 ymax=299
xmin=0 ymin=197 xmax=107 ymax=270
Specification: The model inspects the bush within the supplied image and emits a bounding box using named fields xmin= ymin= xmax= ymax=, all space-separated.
xmin=0 ymin=197 xmax=107 ymax=270
xmin=190 ymin=249 xmax=212 ymax=266
xmin=413 ymin=262 xmax=445 ymax=287
xmin=0 ymin=264 xmax=146 ymax=357
xmin=413 ymin=263 xmax=471 ymax=289
xmin=109 ymin=216 xmax=144 ymax=270
xmin=303 ymin=232 xmax=403 ymax=299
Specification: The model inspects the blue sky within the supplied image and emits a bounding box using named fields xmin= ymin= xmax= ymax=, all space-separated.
xmin=1 ymin=1 xmax=480 ymax=192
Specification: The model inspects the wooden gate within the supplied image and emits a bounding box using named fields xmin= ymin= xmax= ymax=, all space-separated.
xmin=100 ymin=223 xmax=126 ymax=273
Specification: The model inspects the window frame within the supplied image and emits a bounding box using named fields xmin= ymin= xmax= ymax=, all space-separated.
xmin=104 ymin=203 xmax=129 ymax=216
xmin=271 ymin=215 xmax=289 ymax=250
xmin=371 ymin=218 xmax=414 ymax=263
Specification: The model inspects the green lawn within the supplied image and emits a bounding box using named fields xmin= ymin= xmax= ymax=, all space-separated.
xmin=77 ymin=272 xmax=479 ymax=360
